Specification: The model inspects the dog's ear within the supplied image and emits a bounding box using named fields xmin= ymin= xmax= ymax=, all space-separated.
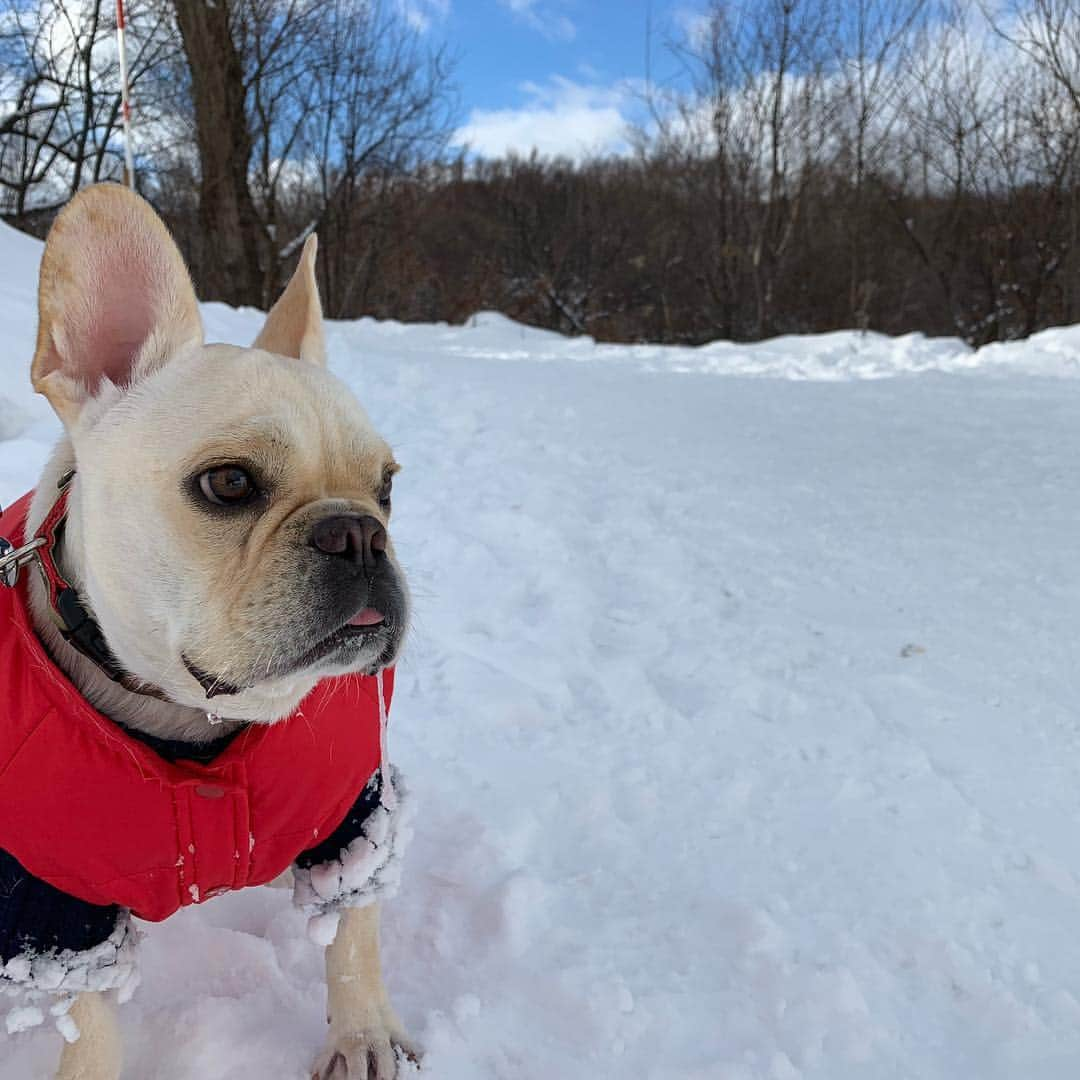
xmin=253 ymin=234 xmax=326 ymax=366
xmin=32 ymin=184 xmax=203 ymax=427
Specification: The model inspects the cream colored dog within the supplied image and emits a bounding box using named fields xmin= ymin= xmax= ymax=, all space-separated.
xmin=17 ymin=184 xmax=416 ymax=1079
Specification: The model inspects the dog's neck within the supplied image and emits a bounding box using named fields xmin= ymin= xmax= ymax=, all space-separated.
xmin=25 ymin=443 xmax=247 ymax=745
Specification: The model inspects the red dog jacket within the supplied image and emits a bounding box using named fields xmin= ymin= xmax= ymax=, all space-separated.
xmin=0 ymin=491 xmax=392 ymax=923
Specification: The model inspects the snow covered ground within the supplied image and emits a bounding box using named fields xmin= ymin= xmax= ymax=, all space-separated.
xmin=4 ymin=218 xmax=1080 ymax=1078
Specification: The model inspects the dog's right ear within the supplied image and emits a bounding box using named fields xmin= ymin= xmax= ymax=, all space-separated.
xmin=32 ymin=183 xmax=203 ymax=428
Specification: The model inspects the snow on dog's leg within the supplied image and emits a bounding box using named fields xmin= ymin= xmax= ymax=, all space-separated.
xmin=312 ymin=905 xmax=420 ymax=1080
xmin=55 ymin=993 xmax=121 ymax=1080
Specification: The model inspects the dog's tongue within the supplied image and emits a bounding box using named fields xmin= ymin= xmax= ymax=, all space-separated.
xmin=348 ymin=607 xmax=385 ymax=627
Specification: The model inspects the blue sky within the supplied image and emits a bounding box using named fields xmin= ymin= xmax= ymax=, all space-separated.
xmin=400 ymin=0 xmax=703 ymax=158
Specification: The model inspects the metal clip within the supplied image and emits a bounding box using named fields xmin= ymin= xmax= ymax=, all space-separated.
xmin=0 ymin=535 xmax=46 ymax=588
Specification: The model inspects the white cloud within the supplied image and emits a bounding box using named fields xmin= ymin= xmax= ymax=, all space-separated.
xmin=498 ymin=0 xmax=576 ymax=42
xmin=673 ymin=4 xmax=711 ymax=50
xmin=454 ymin=77 xmax=639 ymax=160
xmin=396 ymin=0 xmax=450 ymax=33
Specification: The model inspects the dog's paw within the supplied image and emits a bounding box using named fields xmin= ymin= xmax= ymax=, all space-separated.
xmin=312 ymin=1024 xmax=421 ymax=1080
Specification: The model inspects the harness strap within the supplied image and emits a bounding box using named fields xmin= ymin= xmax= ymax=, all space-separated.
xmin=1 ymin=472 xmax=129 ymax=683
xmin=35 ymin=472 xmax=76 ymax=613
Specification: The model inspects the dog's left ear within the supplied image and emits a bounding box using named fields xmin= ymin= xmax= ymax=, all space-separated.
xmin=253 ymin=234 xmax=326 ymax=366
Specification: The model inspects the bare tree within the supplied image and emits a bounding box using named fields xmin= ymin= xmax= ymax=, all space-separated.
xmin=881 ymin=1 xmax=1080 ymax=341
xmin=830 ymin=0 xmax=928 ymax=326
xmin=171 ymin=0 xmax=455 ymax=309
xmin=671 ymin=0 xmax=837 ymax=337
xmin=0 ymin=0 xmax=176 ymax=225
xmin=985 ymin=0 xmax=1080 ymax=322
xmin=298 ymin=0 xmax=455 ymax=316
xmin=990 ymin=0 xmax=1080 ymax=111
xmin=171 ymin=0 xmax=264 ymax=306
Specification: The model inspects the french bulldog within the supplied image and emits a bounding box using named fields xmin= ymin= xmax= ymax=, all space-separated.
xmin=2 ymin=183 xmax=416 ymax=1080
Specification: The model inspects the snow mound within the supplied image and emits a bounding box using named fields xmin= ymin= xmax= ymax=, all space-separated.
xmin=4 ymin=217 xmax=1080 ymax=1078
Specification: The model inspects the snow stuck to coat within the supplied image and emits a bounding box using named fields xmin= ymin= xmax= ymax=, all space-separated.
xmin=4 ymin=216 xmax=1080 ymax=1076
xmin=2 ymin=916 xmax=138 ymax=1038
xmin=294 ymin=766 xmax=415 ymax=947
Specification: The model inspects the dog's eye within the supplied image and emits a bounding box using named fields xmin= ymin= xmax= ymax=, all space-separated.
xmin=199 ymin=467 xmax=257 ymax=506
xmin=378 ymin=476 xmax=392 ymax=512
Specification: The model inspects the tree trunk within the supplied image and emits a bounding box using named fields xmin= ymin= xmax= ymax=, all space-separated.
xmin=172 ymin=0 xmax=263 ymax=307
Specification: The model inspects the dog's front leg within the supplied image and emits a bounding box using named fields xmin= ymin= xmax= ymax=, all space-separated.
xmin=312 ymin=904 xmax=419 ymax=1080
xmin=55 ymin=992 xmax=121 ymax=1080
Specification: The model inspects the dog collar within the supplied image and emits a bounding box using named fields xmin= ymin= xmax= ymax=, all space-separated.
xmin=0 ymin=470 xmax=130 ymax=683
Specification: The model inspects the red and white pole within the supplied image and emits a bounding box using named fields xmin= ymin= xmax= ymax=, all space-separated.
xmin=115 ymin=0 xmax=135 ymax=188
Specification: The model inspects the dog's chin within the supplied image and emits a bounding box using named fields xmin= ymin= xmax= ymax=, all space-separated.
xmin=269 ymin=610 xmax=404 ymax=681
xmin=178 ymin=621 xmax=400 ymax=718
xmin=292 ymin=623 xmax=400 ymax=680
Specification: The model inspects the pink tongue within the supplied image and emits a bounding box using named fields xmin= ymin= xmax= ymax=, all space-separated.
xmin=349 ymin=607 xmax=385 ymax=627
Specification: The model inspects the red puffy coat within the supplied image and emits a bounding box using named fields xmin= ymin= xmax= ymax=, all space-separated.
xmin=0 ymin=492 xmax=391 ymax=922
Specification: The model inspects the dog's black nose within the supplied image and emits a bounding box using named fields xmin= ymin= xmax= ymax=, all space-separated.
xmin=310 ymin=514 xmax=386 ymax=572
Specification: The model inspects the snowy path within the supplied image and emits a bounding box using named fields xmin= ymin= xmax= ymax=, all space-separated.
xmin=3 ymin=222 xmax=1080 ymax=1076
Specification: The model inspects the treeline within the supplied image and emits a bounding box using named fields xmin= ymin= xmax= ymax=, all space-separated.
xmin=212 ymin=153 xmax=1080 ymax=347
xmin=7 ymin=0 xmax=1080 ymax=346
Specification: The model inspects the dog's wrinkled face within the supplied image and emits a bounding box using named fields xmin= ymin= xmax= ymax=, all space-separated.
xmin=71 ymin=347 xmax=408 ymax=716
xmin=32 ymin=185 xmax=407 ymax=721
